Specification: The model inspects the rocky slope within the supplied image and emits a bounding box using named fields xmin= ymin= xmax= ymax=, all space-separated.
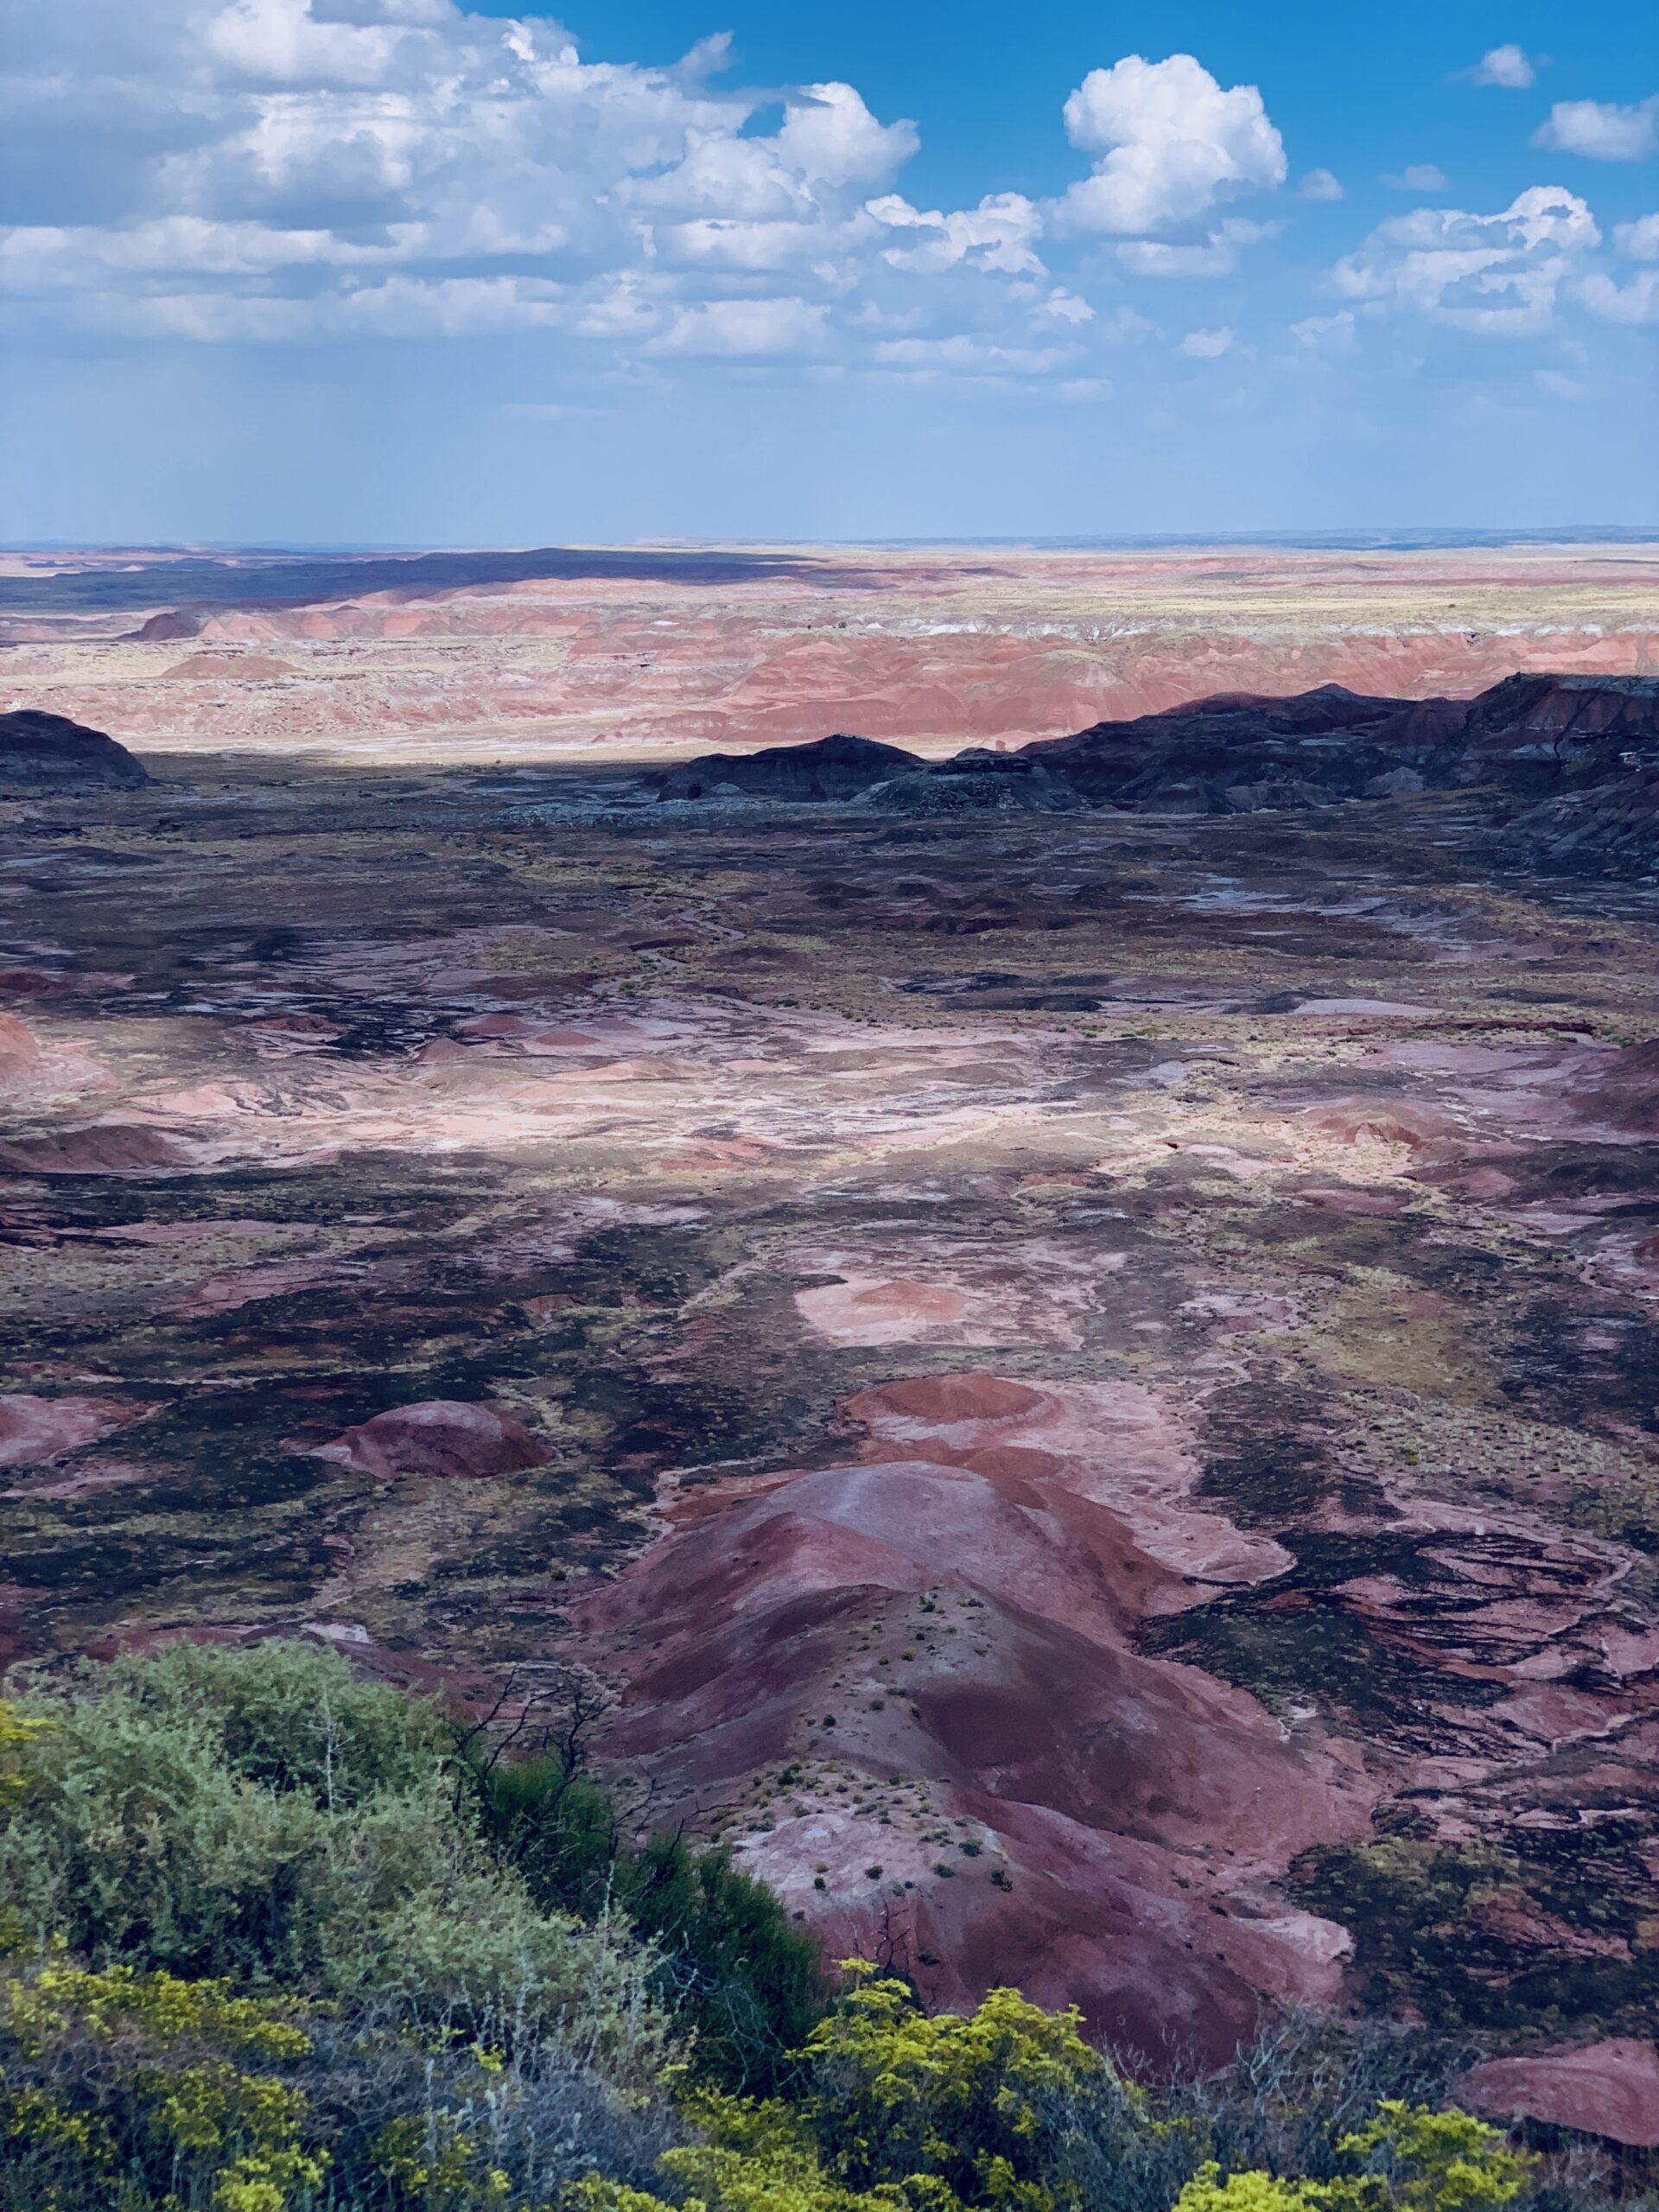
xmin=1021 ymin=672 xmax=1659 ymax=817
xmin=1492 ymin=766 xmax=1659 ymax=880
xmin=0 ymin=709 xmax=149 ymax=792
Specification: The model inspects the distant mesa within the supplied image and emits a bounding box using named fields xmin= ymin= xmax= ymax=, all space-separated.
xmin=654 ymin=733 xmax=1079 ymax=813
xmin=0 ymin=709 xmax=149 ymax=793
xmin=652 ymin=730 xmax=915 ymax=801
xmin=1463 ymin=671 xmax=1659 ymax=750
xmin=653 ymin=674 xmax=1659 ymax=873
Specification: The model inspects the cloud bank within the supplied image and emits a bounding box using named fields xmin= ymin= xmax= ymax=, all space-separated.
xmin=0 ymin=0 xmax=1648 ymax=397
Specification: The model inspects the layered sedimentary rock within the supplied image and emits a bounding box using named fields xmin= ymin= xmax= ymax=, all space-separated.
xmin=1021 ymin=672 xmax=1659 ymax=817
xmin=4 ymin=541 xmax=1654 ymax=762
xmin=1493 ymin=766 xmax=1659 ymax=879
xmin=573 ymin=1370 xmax=1367 ymax=2062
xmin=0 ymin=709 xmax=149 ymax=792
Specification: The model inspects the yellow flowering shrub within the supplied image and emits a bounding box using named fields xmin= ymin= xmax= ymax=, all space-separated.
xmin=0 ymin=1700 xmax=50 ymax=1807
xmin=1 ymin=1960 xmax=324 ymax=2212
xmin=1171 ymin=2100 xmax=1533 ymax=2212
xmin=798 ymin=1963 xmax=1107 ymax=2211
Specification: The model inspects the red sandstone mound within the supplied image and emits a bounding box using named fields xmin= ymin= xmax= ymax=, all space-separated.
xmin=575 ymin=1372 xmax=1369 ymax=2062
xmin=0 ymin=709 xmax=149 ymax=792
xmin=309 ymin=1399 xmax=550 ymax=1479
xmin=1303 ymin=1098 xmax=1465 ymax=1151
xmin=0 ymin=1013 xmax=44 ymax=1094
xmin=131 ymin=609 xmax=204 ymax=642
xmin=0 ymin=1124 xmax=188 ymax=1174
xmin=0 ymin=1393 xmax=139 ymax=1466
xmin=1464 ymin=2037 xmax=1659 ymax=2150
xmin=162 ymin=653 xmax=296 ymax=681
xmin=0 ymin=1010 xmax=109 ymax=1106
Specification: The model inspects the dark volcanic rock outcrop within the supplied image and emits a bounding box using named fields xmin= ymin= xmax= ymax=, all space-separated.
xmin=0 ymin=709 xmax=149 ymax=792
xmin=654 ymin=730 xmax=915 ymax=801
xmin=1478 ymin=679 xmax=1659 ymax=878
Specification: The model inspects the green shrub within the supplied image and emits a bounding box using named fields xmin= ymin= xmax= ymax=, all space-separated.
xmin=90 ymin=1639 xmax=452 ymax=1805
xmin=0 ymin=1644 xmax=666 ymax=2082
xmin=474 ymin=1756 xmax=827 ymax=2092
xmin=1170 ymin=2101 xmax=1532 ymax=2211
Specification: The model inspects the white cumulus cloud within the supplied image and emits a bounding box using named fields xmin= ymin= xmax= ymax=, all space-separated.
xmin=1578 ymin=269 xmax=1659 ymax=322
xmin=873 ymin=334 xmax=1074 ymax=373
xmin=1290 ymin=309 xmax=1356 ymax=349
xmin=1382 ymin=164 xmax=1450 ymax=191
xmin=1055 ymin=54 xmax=1286 ymax=234
xmin=1535 ymin=98 xmax=1659 ymax=161
xmin=1332 ymin=185 xmax=1599 ymax=334
xmin=1039 ymin=288 xmax=1094 ymax=322
xmin=203 ymin=0 xmax=435 ymax=86
xmin=0 ymin=0 xmax=1070 ymax=375
xmin=772 ymin=82 xmax=918 ymax=188
xmin=867 ymin=193 xmax=1044 ymax=276
xmin=1472 ymin=45 xmax=1536 ymax=90
xmin=4 ymin=0 xmax=1632 ymax=394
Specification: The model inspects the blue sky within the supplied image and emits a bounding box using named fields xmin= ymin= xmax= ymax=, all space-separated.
xmin=2 ymin=0 xmax=1655 ymax=542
